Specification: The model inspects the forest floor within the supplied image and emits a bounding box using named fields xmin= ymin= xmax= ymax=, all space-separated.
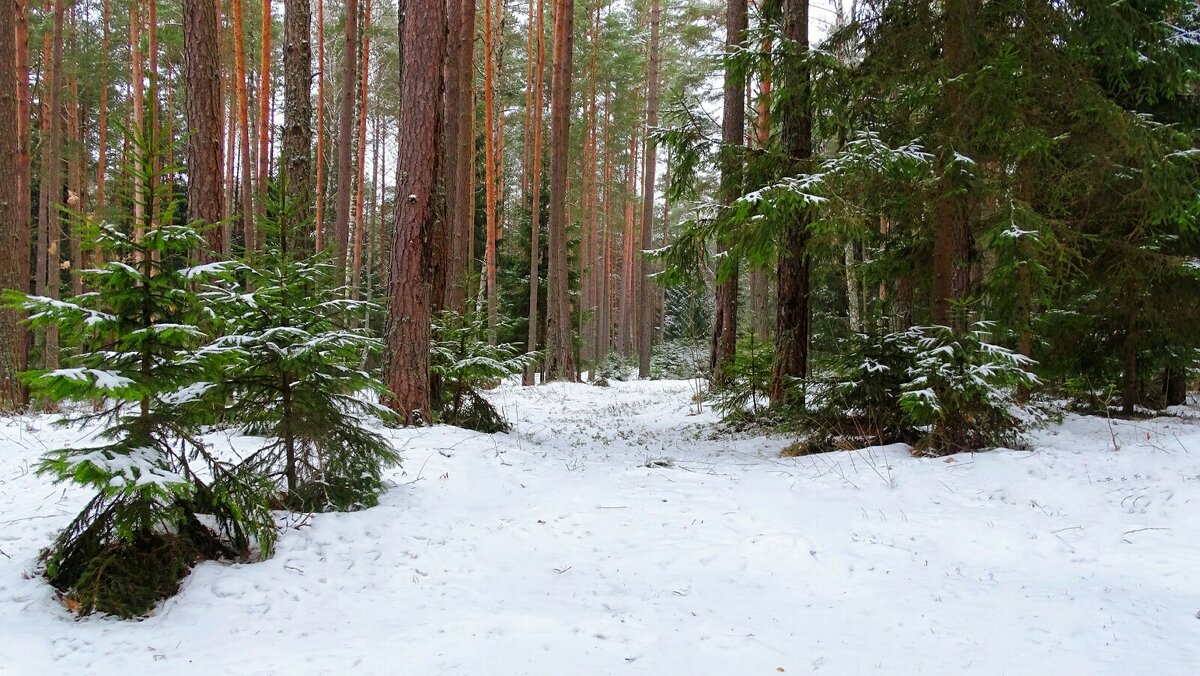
xmin=1 ymin=379 xmax=1199 ymax=674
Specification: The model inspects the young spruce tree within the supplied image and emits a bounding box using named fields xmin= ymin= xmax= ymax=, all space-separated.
xmin=5 ymin=136 xmax=276 ymax=617
xmin=203 ymin=175 xmax=400 ymax=511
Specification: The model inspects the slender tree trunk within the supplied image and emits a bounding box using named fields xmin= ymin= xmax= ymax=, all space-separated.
xmin=711 ymin=0 xmax=746 ymax=386
xmin=443 ymin=0 xmax=475 ymax=313
xmin=38 ymin=0 xmax=66 ymax=369
xmin=595 ymin=86 xmax=612 ymax=365
xmin=769 ymin=0 xmax=812 ymax=405
xmin=258 ymin=0 xmax=274 ymax=221
xmin=932 ymin=0 xmax=975 ymax=328
xmin=283 ymin=0 xmax=313 ymax=249
xmin=542 ymin=0 xmax=577 ymax=381
xmin=637 ymin=0 xmax=661 ymax=377
xmin=749 ymin=63 xmax=771 ymax=341
xmin=94 ymin=0 xmax=110 ymax=223
xmin=334 ymin=0 xmax=359 ymax=272
xmin=315 ymin=0 xmax=326 ymax=251
xmin=619 ymin=130 xmax=638 ymax=356
xmin=67 ymin=66 xmax=82 ymax=296
xmin=184 ymin=0 xmax=226 ymax=255
xmin=351 ymin=0 xmax=372 ymax=297
xmin=523 ymin=0 xmax=546 ymax=384
xmin=231 ymin=0 xmax=254 ymax=251
xmin=385 ymin=0 xmax=445 ymax=424
xmin=0 ymin=0 xmax=28 ymax=409
xmin=483 ymin=0 xmax=499 ymax=340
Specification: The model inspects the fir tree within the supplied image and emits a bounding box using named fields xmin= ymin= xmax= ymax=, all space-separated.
xmin=4 ymin=137 xmax=276 ymax=617
xmin=203 ymin=176 xmax=400 ymax=512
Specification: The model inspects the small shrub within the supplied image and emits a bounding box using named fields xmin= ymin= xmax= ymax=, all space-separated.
xmin=713 ymin=334 xmax=774 ymax=422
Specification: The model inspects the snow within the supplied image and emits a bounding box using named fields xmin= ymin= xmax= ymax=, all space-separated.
xmin=1 ymin=380 xmax=1199 ymax=674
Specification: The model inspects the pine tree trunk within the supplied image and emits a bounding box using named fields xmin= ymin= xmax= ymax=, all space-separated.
xmin=620 ymin=130 xmax=638 ymax=356
xmin=351 ymin=0 xmax=372 ymax=297
xmin=334 ymin=0 xmax=358 ymax=272
xmin=542 ymin=0 xmax=577 ymax=381
xmin=95 ymin=0 xmax=110 ymax=223
xmin=483 ymin=0 xmax=499 ymax=341
xmin=315 ymin=0 xmax=327 ymax=251
xmin=232 ymin=0 xmax=254 ymax=251
xmin=38 ymin=0 xmax=66 ymax=370
xmin=385 ymin=0 xmax=445 ymax=424
xmin=523 ymin=0 xmax=546 ymax=385
xmin=637 ymin=0 xmax=661 ymax=378
xmin=283 ymin=0 xmax=313 ymax=249
xmin=0 ymin=0 xmax=27 ymax=409
xmin=769 ymin=0 xmax=812 ymax=406
xmin=932 ymin=0 xmax=975 ymax=328
xmin=711 ymin=0 xmax=746 ymax=386
xmin=184 ymin=0 xmax=226 ymax=255
xmin=443 ymin=0 xmax=475 ymax=314
xmin=258 ymin=0 xmax=273 ymax=213
xmin=750 ymin=64 xmax=771 ymax=341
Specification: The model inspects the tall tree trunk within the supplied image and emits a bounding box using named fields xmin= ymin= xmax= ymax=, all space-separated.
xmin=749 ymin=63 xmax=771 ymax=341
xmin=769 ymin=0 xmax=812 ymax=405
xmin=232 ymin=0 xmax=254 ymax=251
xmin=351 ymin=0 xmax=372 ymax=297
xmin=711 ymin=0 xmax=746 ymax=386
xmin=67 ymin=66 xmax=82 ymax=296
xmin=580 ymin=4 xmax=599 ymax=368
xmin=254 ymin=0 xmax=273 ymax=252
xmin=0 ymin=0 xmax=28 ymax=409
xmin=38 ymin=0 xmax=66 ymax=369
xmin=542 ymin=0 xmax=577 ymax=381
xmin=385 ymin=0 xmax=445 ymax=424
xmin=15 ymin=1 xmax=32 ymax=295
xmin=636 ymin=0 xmax=661 ymax=378
xmin=443 ymin=0 xmax=475 ymax=313
xmin=184 ymin=0 xmax=226 ymax=255
xmin=619 ymin=129 xmax=638 ymax=356
xmin=315 ymin=0 xmax=326 ymax=251
xmin=932 ymin=0 xmax=975 ymax=328
xmin=483 ymin=0 xmax=499 ymax=340
xmin=283 ymin=0 xmax=313 ymax=249
xmin=334 ymin=0 xmax=358 ymax=272
xmin=523 ymin=0 xmax=546 ymax=384
xmin=94 ymin=0 xmax=110 ymax=223
xmin=595 ymin=85 xmax=612 ymax=365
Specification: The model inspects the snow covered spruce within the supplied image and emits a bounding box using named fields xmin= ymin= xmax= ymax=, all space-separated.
xmin=2 ymin=164 xmax=400 ymax=618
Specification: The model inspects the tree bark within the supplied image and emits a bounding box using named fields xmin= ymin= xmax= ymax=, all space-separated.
xmin=352 ymin=0 xmax=372 ymax=297
xmin=315 ymin=0 xmax=327 ymax=251
xmin=385 ymin=0 xmax=445 ymax=424
xmin=231 ymin=0 xmax=254 ymax=251
xmin=931 ymin=0 xmax=975 ymax=328
xmin=334 ymin=0 xmax=359 ymax=272
xmin=283 ymin=0 xmax=314 ymax=249
xmin=769 ymin=0 xmax=812 ymax=406
xmin=711 ymin=0 xmax=746 ymax=386
xmin=0 ymin=0 xmax=28 ymax=409
xmin=637 ymin=0 xmax=661 ymax=378
xmin=443 ymin=0 xmax=476 ymax=314
xmin=523 ymin=0 xmax=546 ymax=384
xmin=184 ymin=0 xmax=226 ymax=255
xmin=38 ymin=0 xmax=66 ymax=369
xmin=542 ymin=0 xmax=577 ymax=381
xmin=483 ymin=0 xmax=499 ymax=340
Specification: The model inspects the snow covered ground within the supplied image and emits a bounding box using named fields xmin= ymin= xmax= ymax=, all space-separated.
xmin=1 ymin=379 xmax=1198 ymax=675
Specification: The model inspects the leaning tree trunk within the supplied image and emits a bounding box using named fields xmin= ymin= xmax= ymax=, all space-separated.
xmin=769 ymin=0 xmax=813 ymax=406
xmin=384 ymin=0 xmax=445 ymax=424
xmin=282 ymin=0 xmax=313 ymax=250
xmin=184 ymin=0 xmax=225 ymax=255
xmin=711 ymin=0 xmax=747 ymax=387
